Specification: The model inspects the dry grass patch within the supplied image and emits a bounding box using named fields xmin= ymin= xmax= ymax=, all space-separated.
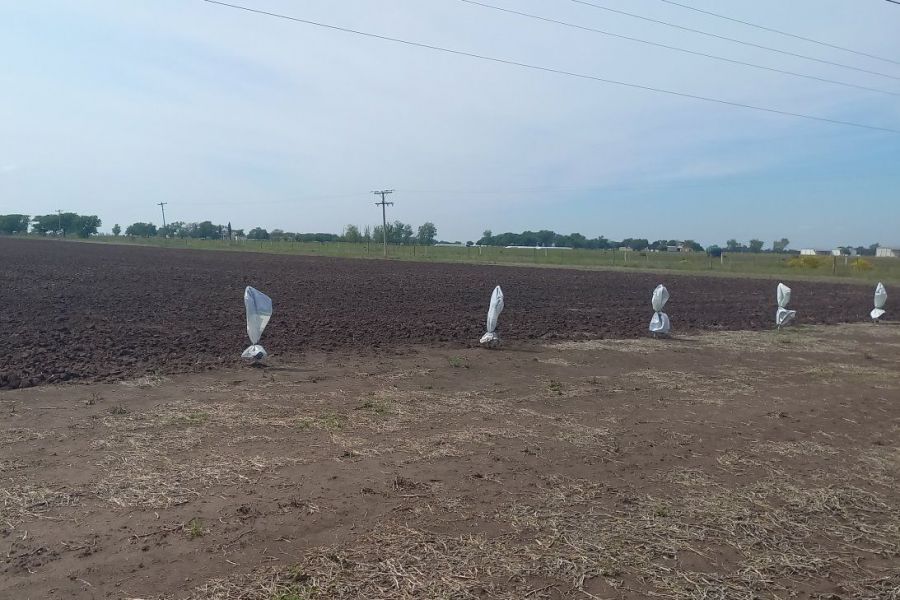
xmin=498 ymin=476 xmax=899 ymax=598
xmin=0 ymin=482 xmax=81 ymax=525
xmin=93 ymin=452 xmax=298 ymax=509
xmin=548 ymin=337 xmax=667 ymax=354
xmin=0 ymin=427 xmax=48 ymax=445
xmin=549 ymin=327 xmax=865 ymax=357
xmin=622 ymin=367 xmax=758 ymax=405
xmin=169 ymin=473 xmax=899 ymax=599
xmin=752 ymin=440 xmax=840 ymax=458
xmin=163 ymin=527 xmax=537 ymax=600
xmin=119 ymin=374 xmax=169 ymax=388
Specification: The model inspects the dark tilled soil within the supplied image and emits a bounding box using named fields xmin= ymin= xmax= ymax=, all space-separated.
xmin=0 ymin=238 xmax=874 ymax=389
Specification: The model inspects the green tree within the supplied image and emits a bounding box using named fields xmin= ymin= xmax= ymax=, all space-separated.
xmin=188 ymin=221 xmax=221 ymax=239
xmin=0 ymin=214 xmax=30 ymax=234
xmin=416 ymin=222 xmax=437 ymax=245
xmin=772 ymin=238 xmax=790 ymax=253
xmin=398 ymin=221 xmax=414 ymax=244
xmin=111 ymin=224 xmax=121 ymax=236
xmin=748 ymin=239 xmax=765 ymax=253
xmin=269 ymin=229 xmax=286 ymax=241
xmin=31 ymin=213 xmax=100 ymax=238
xmin=125 ymin=222 xmax=157 ymax=237
xmin=158 ymin=221 xmax=184 ymax=238
xmin=477 ymin=230 xmax=494 ymax=245
xmin=74 ymin=215 xmax=101 ymax=238
xmin=683 ymin=240 xmax=704 ymax=252
xmin=372 ymin=223 xmax=392 ymax=245
xmin=622 ymin=238 xmax=649 ymax=251
xmin=726 ymin=239 xmax=741 ymax=252
xmin=247 ymin=227 xmax=269 ymax=240
xmin=344 ymin=224 xmax=362 ymax=243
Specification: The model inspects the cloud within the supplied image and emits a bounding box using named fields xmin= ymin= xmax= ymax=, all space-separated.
xmin=0 ymin=0 xmax=898 ymax=246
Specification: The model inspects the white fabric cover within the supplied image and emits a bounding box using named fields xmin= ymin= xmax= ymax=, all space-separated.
xmin=649 ymin=284 xmax=671 ymax=334
xmin=242 ymin=286 xmax=273 ymax=359
xmin=480 ymin=286 xmax=504 ymax=345
xmin=871 ymin=282 xmax=887 ymax=320
xmin=776 ymin=283 xmax=796 ymax=328
xmin=777 ymin=283 xmax=792 ymax=309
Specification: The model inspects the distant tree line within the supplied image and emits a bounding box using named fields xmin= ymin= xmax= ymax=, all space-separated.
xmin=0 ymin=214 xmax=888 ymax=257
xmin=0 ymin=213 xmax=101 ymax=238
xmin=113 ymin=221 xmax=437 ymax=246
xmin=475 ymin=232 xmax=885 ymax=257
xmin=112 ymin=218 xmax=440 ymax=246
xmin=476 ymin=230 xmax=704 ymax=252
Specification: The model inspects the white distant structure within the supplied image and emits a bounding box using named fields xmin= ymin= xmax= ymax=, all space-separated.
xmin=504 ymin=246 xmax=572 ymax=250
xmin=875 ymin=247 xmax=899 ymax=258
xmin=800 ymin=248 xmax=829 ymax=256
xmin=832 ymin=247 xmax=857 ymax=257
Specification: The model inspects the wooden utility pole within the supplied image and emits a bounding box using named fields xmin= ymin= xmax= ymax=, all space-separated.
xmin=157 ymin=202 xmax=168 ymax=230
xmin=372 ymin=190 xmax=394 ymax=257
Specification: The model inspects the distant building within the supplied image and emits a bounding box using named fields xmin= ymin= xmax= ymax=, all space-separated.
xmin=832 ymin=248 xmax=857 ymax=257
xmin=800 ymin=248 xmax=829 ymax=256
xmin=876 ymin=247 xmax=899 ymax=258
xmin=504 ymin=246 xmax=572 ymax=250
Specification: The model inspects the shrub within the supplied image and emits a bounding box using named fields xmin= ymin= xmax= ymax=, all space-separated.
xmin=851 ymin=258 xmax=873 ymax=272
xmin=787 ymin=256 xmax=824 ymax=269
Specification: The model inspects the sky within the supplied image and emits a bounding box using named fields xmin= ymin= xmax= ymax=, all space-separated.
xmin=1 ymin=0 xmax=899 ymax=248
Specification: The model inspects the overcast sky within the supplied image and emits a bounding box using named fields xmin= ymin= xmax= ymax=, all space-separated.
xmin=2 ymin=0 xmax=899 ymax=247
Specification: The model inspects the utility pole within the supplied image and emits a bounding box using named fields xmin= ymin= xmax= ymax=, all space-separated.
xmin=56 ymin=209 xmax=63 ymax=236
xmin=372 ymin=190 xmax=394 ymax=257
xmin=157 ymin=202 xmax=168 ymax=231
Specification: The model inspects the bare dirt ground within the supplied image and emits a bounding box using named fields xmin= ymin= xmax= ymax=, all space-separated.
xmin=1 ymin=323 xmax=898 ymax=599
xmin=0 ymin=237 xmax=879 ymax=390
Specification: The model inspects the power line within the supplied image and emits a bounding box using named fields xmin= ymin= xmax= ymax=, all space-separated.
xmin=567 ymin=0 xmax=900 ymax=83
xmin=454 ymin=0 xmax=900 ymax=97
xmin=658 ymin=0 xmax=900 ymax=67
xmin=200 ymin=0 xmax=900 ymax=134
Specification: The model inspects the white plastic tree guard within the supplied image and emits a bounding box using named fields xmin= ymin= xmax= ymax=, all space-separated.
xmin=649 ymin=284 xmax=671 ymax=335
xmin=776 ymin=283 xmax=796 ymax=329
xmin=871 ymin=282 xmax=887 ymax=321
xmin=242 ymin=286 xmax=273 ymax=360
xmin=479 ymin=285 xmax=504 ymax=346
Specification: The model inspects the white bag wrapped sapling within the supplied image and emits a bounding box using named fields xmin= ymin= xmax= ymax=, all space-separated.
xmin=871 ymin=282 xmax=887 ymax=321
xmin=242 ymin=286 xmax=273 ymax=360
xmin=479 ymin=285 xmax=504 ymax=346
xmin=649 ymin=284 xmax=671 ymax=335
xmin=776 ymin=283 xmax=796 ymax=329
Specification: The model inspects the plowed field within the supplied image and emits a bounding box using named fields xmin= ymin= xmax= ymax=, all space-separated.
xmin=0 ymin=238 xmax=874 ymax=389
